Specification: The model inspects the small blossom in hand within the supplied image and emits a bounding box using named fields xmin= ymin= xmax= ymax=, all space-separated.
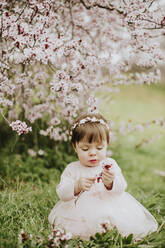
xmin=96 ymin=160 xmax=113 ymax=183
xmin=102 ymin=162 xmax=114 ymax=189
xmin=100 ymin=159 xmax=113 ymax=169
xmin=104 ymin=164 xmax=112 ymax=170
xmin=10 ymin=120 xmax=32 ymax=135
xmin=96 ymin=172 xmax=102 ymax=183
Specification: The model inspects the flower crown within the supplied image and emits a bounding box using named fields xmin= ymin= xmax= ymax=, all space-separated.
xmin=70 ymin=116 xmax=109 ymax=136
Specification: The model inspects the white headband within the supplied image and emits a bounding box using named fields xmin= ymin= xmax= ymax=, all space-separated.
xmin=70 ymin=116 xmax=109 ymax=136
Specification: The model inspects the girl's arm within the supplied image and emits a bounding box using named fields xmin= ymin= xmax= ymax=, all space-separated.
xmin=56 ymin=163 xmax=76 ymax=201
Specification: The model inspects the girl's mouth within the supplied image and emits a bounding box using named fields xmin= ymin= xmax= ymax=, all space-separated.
xmin=89 ymin=159 xmax=98 ymax=163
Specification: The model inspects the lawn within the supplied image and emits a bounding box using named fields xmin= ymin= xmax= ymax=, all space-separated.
xmin=0 ymin=83 xmax=165 ymax=248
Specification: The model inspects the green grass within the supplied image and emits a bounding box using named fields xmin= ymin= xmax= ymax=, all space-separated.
xmin=0 ymin=84 xmax=165 ymax=247
xmin=98 ymin=84 xmax=165 ymax=123
xmin=0 ymin=180 xmax=58 ymax=247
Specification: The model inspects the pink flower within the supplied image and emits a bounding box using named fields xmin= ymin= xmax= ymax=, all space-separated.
xmin=104 ymin=164 xmax=112 ymax=170
xmin=96 ymin=160 xmax=113 ymax=183
xmin=38 ymin=149 xmax=45 ymax=156
xmin=48 ymin=227 xmax=72 ymax=247
xmin=1 ymin=0 xmax=165 ymax=143
xmin=10 ymin=120 xmax=32 ymax=135
xmin=28 ymin=149 xmax=36 ymax=157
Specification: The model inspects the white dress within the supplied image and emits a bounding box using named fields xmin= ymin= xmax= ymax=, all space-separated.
xmin=48 ymin=158 xmax=158 ymax=240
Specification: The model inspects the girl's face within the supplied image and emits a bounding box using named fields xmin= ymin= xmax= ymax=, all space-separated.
xmin=74 ymin=140 xmax=107 ymax=167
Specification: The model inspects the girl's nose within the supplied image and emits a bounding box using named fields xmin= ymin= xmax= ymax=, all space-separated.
xmin=89 ymin=149 xmax=96 ymax=156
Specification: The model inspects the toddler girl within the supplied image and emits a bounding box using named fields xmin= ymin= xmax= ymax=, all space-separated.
xmin=48 ymin=113 xmax=158 ymax=240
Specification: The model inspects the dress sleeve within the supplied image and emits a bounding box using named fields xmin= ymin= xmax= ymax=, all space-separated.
xmin=56 ymin=163 xmax=76 ymax=201
xmin=107 ymin=158 xmax=127 ymax=194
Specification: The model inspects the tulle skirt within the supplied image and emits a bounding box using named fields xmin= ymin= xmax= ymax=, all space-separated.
xmin=48 ymin=186 xmax=158 ymax=240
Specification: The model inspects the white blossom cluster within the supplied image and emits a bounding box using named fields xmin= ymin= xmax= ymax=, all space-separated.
xmin=48 ymin=227 xmax=72 ymax=247
xmin=27 ymin=149 xmax=45 ymax=157
xmin=10 ymin=120 xmax=32 ymax=135
xmin=18 ymin=228 xmax=72 ymax=247
xmin=99 ymin=220 xmax=114 ymax=233
xmin=0 ymin=0 xmax=165 ymax=140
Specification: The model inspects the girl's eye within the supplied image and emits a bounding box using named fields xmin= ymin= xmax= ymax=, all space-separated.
xmin=82 ymin=148 xmax=88 ymax=151
xmin=97 ymin=147 xmax=103 ymax=150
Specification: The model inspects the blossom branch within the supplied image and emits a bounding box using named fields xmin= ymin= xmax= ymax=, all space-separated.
xmin=0 ymin=0 xmax=164 ymax=142
xmin=69 ymin=1 xmax=75 ymax=39
xmin=140 ymin=18 xmax=165 ymax=29
xmin=0 ymin=109 xmax=10 ymax=125
xmin=79 ymin=0 xmax=124 ymax=14
xmin=15 ymin=3 xmax=28 ymax=22
xmin=75 ymin=25 xmax=96 ymax=43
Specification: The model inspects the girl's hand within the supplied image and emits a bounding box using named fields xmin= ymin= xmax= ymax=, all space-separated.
xmin=102 ymin=168 xmax=114 ymax=190
xmin=74 ymin=177 xmax=95 ymax=195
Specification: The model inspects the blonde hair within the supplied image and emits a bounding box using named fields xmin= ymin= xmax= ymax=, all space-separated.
xmin=70 ymin=113 xmax=110 ymax=147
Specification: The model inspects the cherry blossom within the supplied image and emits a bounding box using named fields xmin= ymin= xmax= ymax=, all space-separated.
xmin=99 ymin=219 xmax=114 ymax=233
xmin=10 ymin=120 xmax=32 ymax=135
xmin=48 ymin=227 xmax=72 ymax=247
xmin=96 ymin=159 xmax=113 ymax=183
xmin=0 ymin=0 xmax=165 ymax=142
xmin=28 ymin=149 xmax=37 ymax=157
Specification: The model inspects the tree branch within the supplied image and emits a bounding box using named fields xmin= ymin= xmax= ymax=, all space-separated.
xmin=140 ymin=18 xmax=165 ymax=29
xmin=69 ymin=1 xmax=75 ymax=39
xmin=79 ymin=0 xmax=124 ymax=15
xmin=75 ymin=24 xmax=96 ymax=43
